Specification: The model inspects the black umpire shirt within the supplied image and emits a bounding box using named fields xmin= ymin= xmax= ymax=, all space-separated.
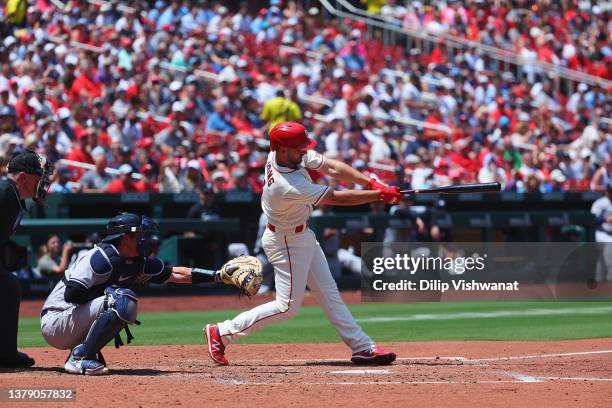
xmin=0 ymin=178 xmax=26 ymax=247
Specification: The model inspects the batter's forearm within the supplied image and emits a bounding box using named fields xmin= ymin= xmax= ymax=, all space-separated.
xmin=319 ymin=189 xmax=380 ymax=206
xmin=323 ymin=158 xmax=371 ymax=187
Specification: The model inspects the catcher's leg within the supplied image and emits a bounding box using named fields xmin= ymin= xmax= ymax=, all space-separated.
xmin=306 ymin=241 xmax=373 ymax=352
xmin=64 ymin=287 xmax=138 ymax=375
xmin=41 ymin=296 xmax=106 ymax=350
xmin=213 ymin=231 xmax=313 ymax=359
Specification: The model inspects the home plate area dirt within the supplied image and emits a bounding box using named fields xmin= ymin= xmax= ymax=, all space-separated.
xmin=1 ymin=339 xmax=611 ymax=407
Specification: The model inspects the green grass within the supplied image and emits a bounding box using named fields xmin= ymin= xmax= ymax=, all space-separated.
xmin=21 ymin=301 xmax=612 ymax=348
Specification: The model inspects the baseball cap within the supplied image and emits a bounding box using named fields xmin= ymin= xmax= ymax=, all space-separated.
xmin=211 ymin=170 xmax=226 ymax=180
xmin=7 ymin=150 xmax=44 ymax=176
xmin=91 ymin=146 xmax=106 ymax=157
xmin=232 ymin=168 xmax=246 ymax=178
xmin=580 ymin=148 xmax=592 ymax=159
xmin=118 ymin=164 xmax=133 ymax=175
xmin=58 ymin=107 xmax=71 ymax=120
xmin=3 ymin=36 xmax=17 ymax=48
xmin=65 ymin=54 xmax=79 ymax=66
xmin=171 ymin=101 xmax=185 ymax=112
xmin=169 ymin=81 xmax=182 ymax=92
xmin=136 ymin=137 xmax=154 ymax=149
xmin=187 ymin=159 xmax=200 ymax=170
xmin=550 ymin=169 xmax=566 ymax=183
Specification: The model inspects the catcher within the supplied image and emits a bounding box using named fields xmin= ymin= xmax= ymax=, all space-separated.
xmin=40 ymin=212 xmax=262 ymax=375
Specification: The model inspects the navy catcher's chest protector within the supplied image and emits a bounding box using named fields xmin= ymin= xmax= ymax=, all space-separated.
xmin=93 ymin=243 xmax=145 ymax=289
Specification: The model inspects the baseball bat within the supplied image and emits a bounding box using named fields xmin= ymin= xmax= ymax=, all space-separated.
xmin=400 ymin=182 xmax=501 ymax=195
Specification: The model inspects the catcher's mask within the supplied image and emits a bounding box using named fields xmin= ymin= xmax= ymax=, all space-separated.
xmin=103 ymin=213 xmax=160 ymax=257
xmin=7 ymin=149 xmax=54 ymax=203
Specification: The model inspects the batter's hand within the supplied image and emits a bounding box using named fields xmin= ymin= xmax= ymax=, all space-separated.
xmin=379 ymin=186 xmax=402 ymax=204
xmin=366 ymin=178 xmax=387 ymax=191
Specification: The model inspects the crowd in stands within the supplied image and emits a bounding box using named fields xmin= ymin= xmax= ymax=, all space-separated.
xmin=0 ymin=0 xmax=610 ymax=196
xmin=377 ymin=0 xmax=611 ymax=81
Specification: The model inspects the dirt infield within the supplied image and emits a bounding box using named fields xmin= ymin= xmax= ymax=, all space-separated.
xmin=15 ymin=294 xmax=612 ymax=406
xmin=1 ymin=340 xmax=611 ymax=407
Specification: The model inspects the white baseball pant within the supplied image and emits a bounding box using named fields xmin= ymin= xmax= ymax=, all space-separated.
xmin=217 ymin=228 xmax=373 ymax=352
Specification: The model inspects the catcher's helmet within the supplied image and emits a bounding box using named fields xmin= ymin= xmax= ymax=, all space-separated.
xmin=103 ymin=213 xmax=158 ymax=241
xmin=103 ymin=213 xmax=159 ymax=256
xmin=269 ymin=121 xmax=316 ymax=151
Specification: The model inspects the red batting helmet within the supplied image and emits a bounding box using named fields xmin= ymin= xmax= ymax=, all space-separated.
xmin=269 ymin=121 xmax=316 ymax=151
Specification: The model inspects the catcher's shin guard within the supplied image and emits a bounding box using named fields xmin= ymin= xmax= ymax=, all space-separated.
xmin=78 ymin=287 xmax=140 ymax=360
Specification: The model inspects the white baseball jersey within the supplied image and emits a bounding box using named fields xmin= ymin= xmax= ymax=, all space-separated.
xmin=262 ymin=150 xmax=330 ymax=228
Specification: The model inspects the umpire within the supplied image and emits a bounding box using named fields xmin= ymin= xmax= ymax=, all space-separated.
xmin=0 ymin=149 xmax=53 ymax=368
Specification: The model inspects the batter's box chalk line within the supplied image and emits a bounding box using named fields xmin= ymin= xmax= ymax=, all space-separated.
xmin=327 ymin=369 xmax=391 ymax=375
xmin=248 ymin=349 xmax=612 ymax=365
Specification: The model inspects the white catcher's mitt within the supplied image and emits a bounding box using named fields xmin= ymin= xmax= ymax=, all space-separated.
xmin=219 ymin=256 xmax=263 ymax=298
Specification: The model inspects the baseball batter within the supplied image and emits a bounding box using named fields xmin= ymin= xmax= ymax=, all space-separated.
xmin=205 ymin=121 xmax=402 ymax=365
xmin=40 ymin=212 xmax=258 ymax=375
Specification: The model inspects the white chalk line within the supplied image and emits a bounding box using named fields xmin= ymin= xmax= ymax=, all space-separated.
xmin=466 ymin=349 xmax=612 ymax=363
xmin=281 ymin=356 xmax=465 ymax=363
xmin=226 ymin=380 xmax=531 ymax=386
xmin=504 ymin=372 xmax=612 ymax=383
xmin=239 ymin=349 xmax=612 ymax=365
xmin=357 ymin=306 xmax=612 ymax=323
xmin=217 ymin=375 xmax=612 ymax=386
xmin=539 ymin=377 xmax=612 ymax=381
xmin=504 ymin=372 xmax=544 ymax=383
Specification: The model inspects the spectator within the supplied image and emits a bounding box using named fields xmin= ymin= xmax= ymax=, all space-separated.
xmin=591 ymin=159 xmax=612 ymax=192
xmin=160 ymin=158 xmax=183 ymax=193
xmin=206 ymin=100 xmax=235 ymax=135
xmin=478 ymin=157 xmax=507 ymax=188
xmin=260 ymin=89 xmax=302 ymax=133
xmin=229 ymin=168 xmax=253 ymax=192
xmin=36 ymin=235 xmax=73 ymax=280
xmin=66 ymin=129 xmax=95 ymax=179
xmin=105 ymin=164 xmax=140 ymax=193
xmin=384 ymin=196 xmax=426 ymax=243
xmin=80 ymin=148 xmax=113 ymax=192
xmin=49 ymin=167 xmax=80 ymax=193
xmin=187 ymin=185 xmax=220 ymax=221
xmin=181 ymin=160 xmax=205 ymax=192
xmin=211 ymin=170 xmax=228 ymax=193
xmin=360 ymin=0 xmax=386 ymax=14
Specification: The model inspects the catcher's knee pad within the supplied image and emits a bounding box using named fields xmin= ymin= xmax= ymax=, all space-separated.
xmin=104 ymin=286 xmax=138 ymax=324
